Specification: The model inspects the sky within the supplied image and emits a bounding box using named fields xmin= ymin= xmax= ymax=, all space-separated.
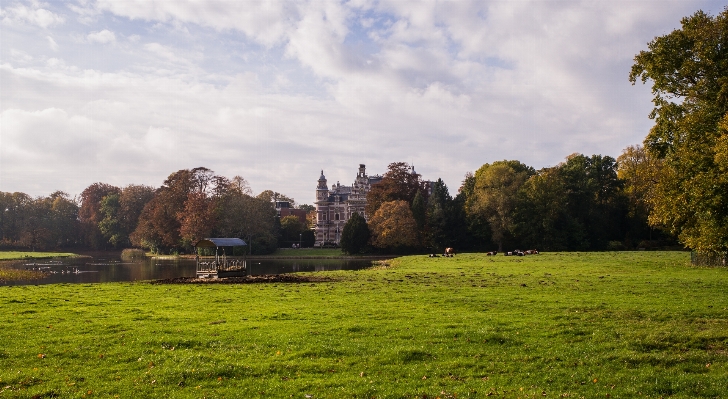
xmin=1 ymin=0 xmax=725 ymax=205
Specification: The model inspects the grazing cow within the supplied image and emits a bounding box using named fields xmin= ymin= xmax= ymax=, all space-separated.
xmin=445 ymin=248 xmax=455 ymax=257
xmin=486 ymin=251 xmax=498 ymax=256
xmin=524 ymin=249 xmax=539 ymax=255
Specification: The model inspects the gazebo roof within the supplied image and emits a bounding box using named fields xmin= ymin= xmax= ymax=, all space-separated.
xmin=194 ymin=238 xmax=247 ymax=247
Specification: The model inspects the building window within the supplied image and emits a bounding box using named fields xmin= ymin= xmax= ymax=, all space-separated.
xmin=335 ymin=213 xmax=340 ymax=221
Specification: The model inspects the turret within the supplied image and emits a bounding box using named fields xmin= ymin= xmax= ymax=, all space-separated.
xmin=316 ymin=170 xmax=328 ymax=201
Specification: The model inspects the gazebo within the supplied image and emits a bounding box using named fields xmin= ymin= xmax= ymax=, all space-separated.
xmin=194 ymin=238 xmax=247 ymax=278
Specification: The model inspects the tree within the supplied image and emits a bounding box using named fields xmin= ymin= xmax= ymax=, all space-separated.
xmin=178 ymin=191 xmax=215 ymax=246
xmin=340 ymin=212 xmax=370 ymax=255
xmin=630 ymin=9 xmax=728 ymax=253
xmin=257 ymin=190 xmax=296 ymax=208
xmin=425 ymin=179 xmax=456 ymax=251
xmin=214 ymin=183 xmax=279 ymax=255
xmin=118 ymin=185 xmax=156 ymax=242
xmin=280 ymin=215 xmax=305 ymax=247
xmin=467 ymin=161 xmax=535 ymax=252
xmin=368 ymin=200 xmax=419 ymax=251
xmin=298 ymin=204 xmax=316 ymax=213
xmin=410 ymin=190 xmax=426 ymax=244
xmin=79 ymin=183 xmax=121 ymax=249
xmin=98 ymin=194 xmax=124 ymax=247
xmin=366 ymin=162 xmax=426 ymax=216
xmin=617 ymin=145 xmax=667 ymax=246
xmin=131 ymin=169 xmax=195 ymax=252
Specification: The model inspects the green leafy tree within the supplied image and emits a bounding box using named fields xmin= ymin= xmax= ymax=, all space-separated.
xmin=280 ymin=215 xmax=306 ymax=247
xmin=426 ymin=179 xmax=456 ymax=251
xmin=340 ymin=212 xmax=370 ymax=255
xmin=410 ymin=190 xmax=426 ymax=244
xmin=98 ymin=194 xmax=124 ymax=247
xmin=79 ymin=183 xmax=121 ymax=249
xmin=467 ymin=160 xmax=535 ymax=252
xmin=630 ymin=9 xmax=728 ymax=253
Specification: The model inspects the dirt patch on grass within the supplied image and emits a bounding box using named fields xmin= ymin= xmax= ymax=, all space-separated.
xmin=152 ymin=274 xmax=337 ymax=284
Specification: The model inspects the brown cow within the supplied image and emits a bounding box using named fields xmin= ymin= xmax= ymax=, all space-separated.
xmin=445 ymin=248 xmax=455 ymax=257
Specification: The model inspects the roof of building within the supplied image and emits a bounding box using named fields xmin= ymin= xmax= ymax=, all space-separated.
xmin=194 ymin=238 xmax=247 ymax=247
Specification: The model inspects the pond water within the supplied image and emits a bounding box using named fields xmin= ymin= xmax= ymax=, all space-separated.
xmin=1 ymin=255 xmax=375 ymax=286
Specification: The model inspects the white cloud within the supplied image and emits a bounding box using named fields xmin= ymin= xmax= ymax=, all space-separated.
xmin=46 ymin=35 xmax=58 ymax=51
xmin=87 ymin=29 xmax=115 ymax=44
xmin=0 ymin=2 xmax=64 ymax=28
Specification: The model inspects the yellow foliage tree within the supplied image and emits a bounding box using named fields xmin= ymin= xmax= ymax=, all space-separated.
xmin=368 ymin=200 xmax=419 ymax=249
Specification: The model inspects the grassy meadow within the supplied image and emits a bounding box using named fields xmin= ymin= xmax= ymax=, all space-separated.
xmin=0 ymin=252 xmax=77 ymax=261
xmin=1 ymin=252 xmax=727 ymax=398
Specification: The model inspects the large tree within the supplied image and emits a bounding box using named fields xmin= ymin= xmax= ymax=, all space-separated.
xmin=366 ymin=162 xmax=426 ymax=217
xmin=630 ymin=9 xmax=728 ymax=253
xmin=79 ymin=183 xmax=121 ymax=249
xmin=368 ymin=200 xmax=419 ymax=251
xmin=467 ymin=160 xmax=535 ymax=251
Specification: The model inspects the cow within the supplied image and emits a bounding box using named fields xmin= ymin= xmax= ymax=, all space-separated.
xmin=444 ymin=248 xmax=455 ymax=257
xmin=486 ymin=251 xmax=498 ymax=256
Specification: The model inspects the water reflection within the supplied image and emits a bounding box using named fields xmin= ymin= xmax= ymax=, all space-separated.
xmin=2 ymin=255 xmax=374 ymax=286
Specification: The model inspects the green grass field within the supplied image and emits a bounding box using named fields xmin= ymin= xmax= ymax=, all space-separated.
xmin=1 ymin=252 xmax=726 ymax=398
xmin=0 ymin=252 xmax=77 ymax=261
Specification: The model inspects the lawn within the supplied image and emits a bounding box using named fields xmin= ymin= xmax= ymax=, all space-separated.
xmin=1 ymin=251 xmax=726 ymax=398
xmin=0 ymin=252 xmax=78 ymax=261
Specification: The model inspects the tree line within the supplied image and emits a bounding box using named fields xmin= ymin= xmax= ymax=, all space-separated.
xmin=340 ymin=154 xmax=674 ymax=255
xmin=0 ymin=167 xmax=311 ymax=255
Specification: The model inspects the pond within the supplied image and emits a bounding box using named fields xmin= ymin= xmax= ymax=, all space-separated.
xmin=1 ymin=254 xmax=376 ymax=286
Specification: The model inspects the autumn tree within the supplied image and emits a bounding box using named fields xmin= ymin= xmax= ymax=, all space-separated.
xmin=178 ymin=191 xmax=216 ymax=246
xmin=131 ymin=169 xmax=196 ymax=252
xmin=340 ymin=212 xmax=370 ymax=255
xmin=118 ymin=185 xmax=156 ymax=239
xmin=366 ymin=162 xmax=426 ymax=217
xmin=369 ymin=200 xmax=419 ymax=252
xmin=630 ymin=9 xmax=728 ymax=253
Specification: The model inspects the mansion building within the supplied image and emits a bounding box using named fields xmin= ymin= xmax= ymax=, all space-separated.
xmin=315 ymin=164 xmax=382 ymax=246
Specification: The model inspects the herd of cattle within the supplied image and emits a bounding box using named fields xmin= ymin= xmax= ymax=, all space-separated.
xmin=429 ymin=248 xmax=539 ymax=257
xmin=488 ymin=249 xmax=539 ymax=256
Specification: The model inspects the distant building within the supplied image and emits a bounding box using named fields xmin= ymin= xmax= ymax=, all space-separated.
xmin=275 ymin=201 xmax=308 ymax=225
xmin=314 ymin=164 xmax=382 ymax=246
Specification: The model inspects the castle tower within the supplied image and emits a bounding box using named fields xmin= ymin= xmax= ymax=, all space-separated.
xmin=316 ymin=170 xmax=328 ymax=201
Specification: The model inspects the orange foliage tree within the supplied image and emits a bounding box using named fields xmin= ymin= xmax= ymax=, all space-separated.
xmin=368 ymin=200 xmax=418 ymax=250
